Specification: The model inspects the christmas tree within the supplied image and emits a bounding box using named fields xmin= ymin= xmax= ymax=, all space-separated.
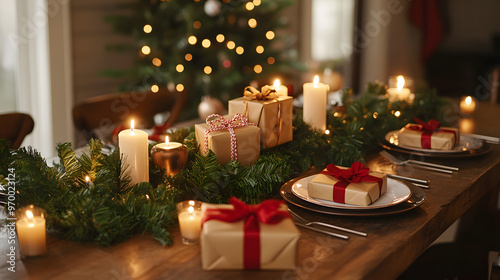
xmin=103 ymin=0 xmax=301 ymax=118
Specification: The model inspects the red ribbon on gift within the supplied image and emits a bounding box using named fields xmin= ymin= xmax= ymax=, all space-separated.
xmin=204 ymin=114 xmax=254 ymax=161
xmin=407 ymin=117 xmax=457 ymax=149
xmin=202 ymin=197 xmax=290 ymax=269
xmin=320 ymin=162 xmax=383 ymax=204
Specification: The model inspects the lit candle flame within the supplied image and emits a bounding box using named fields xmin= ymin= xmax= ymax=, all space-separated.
xmin=465 ymin=96 xmax=472 ymax=105
xmin=396 ymin=75 xmax=405 ymax=90
xmin=131 ymin=119 xmax=135 ymax=131
xmin=85 ymin=176 xmax=90 ymax=183
xmin=188 ymin=200 xmax=195 ymax=206
xmin=188 ymin=206 xmax=194 ymax=214
xmin=313 ymin=75 xmax=319 ymax=86
xmin=166 ymin=136 xmax=170 ymax=147
xmin=273 ymin=79 xmax=281 ymax=88
xmin=26 ymin=210 xmax=34 ymax=219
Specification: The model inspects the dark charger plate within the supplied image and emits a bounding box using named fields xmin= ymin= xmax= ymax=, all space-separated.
xmin=280 ymin=173 xmax=426 ymax=216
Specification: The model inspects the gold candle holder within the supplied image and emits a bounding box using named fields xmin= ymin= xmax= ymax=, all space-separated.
xmin=151 ymin=136 xmax=188 ymax=177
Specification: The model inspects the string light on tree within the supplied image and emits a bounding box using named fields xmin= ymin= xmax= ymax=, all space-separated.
xmin=185 ymin=53 xmax=193 ymax=61
xmin=141 ymin=46 xmax=151 ymax=55
xmin=193 ymin=21 xmax=202 ymax=29
xmin=152 ymin=58 xmax=162 ymax=67
xmin=253 ymin=0 xmax=261 ymax=6
xmin=216 ymin=34 xmax=225 ymax=43
xmin=256 ymin=45 xmax=264 ymax=54
xmin=202 ymin=39 xmax=211 ymax=48
xmin=267 ymin=57 xmax=275 ymax=64
xmin=226 ymin=41 xmax=235 ymax=50
xmin=188 ymin=36 xmax=197 ymax=45
xmin=266 ymin=31 xmax=275 ymax=40
xmin=248 ymin=18 xmax=257 ymax=28
xmin=176 ymin=84 xmax=184 ymax=92
xmin=143 ymin=24 xmax=152 ymax=33
xmin=236 ymin=46 xmax=244 ymax=55
xmin=204 ymin=66 xmax=212 ymax=74
xmin=246 ymin=2 xmax=255 ymax=10
xmin=254 ymin=64 xmax=262 ymax=73
xmin=176 ymin=64 xmax=184 ymax=73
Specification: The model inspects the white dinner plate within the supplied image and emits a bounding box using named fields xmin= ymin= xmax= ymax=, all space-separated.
xmin=385 ymin=130 xmax=483 ymax=154
xmin=291 ymin=175 xmax=412 ymax=210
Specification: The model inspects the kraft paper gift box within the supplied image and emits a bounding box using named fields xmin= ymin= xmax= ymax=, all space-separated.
xmin=194 ymin=117 xmax=260 ymax=166
xmin=397 ymin=124 xmax=459 ymax=150
xmin=228 ymin=96 xmax=293 ymax=149
xmin=308 ymin=163 xmax=387 ymax=206
xmin=200 ymin=200 xmax=300 ymax=270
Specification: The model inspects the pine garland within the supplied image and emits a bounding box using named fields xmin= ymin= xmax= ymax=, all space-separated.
xmin=0 ymin=82 xmax=448 ymax=246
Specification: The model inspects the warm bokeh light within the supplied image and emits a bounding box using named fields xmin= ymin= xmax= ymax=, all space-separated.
xmin=248 ymin=18 xmax=257 ymax=28
xmin=267 ymin=57 xmax=275 ymax=64
xmin=176 ymin=64 xmax=184 ymax=72
xmin=236 ymin=46 xmax=244 ymax=55
xmin=254 ymin=64 xmax=262 ymax=73
xmin=465 ymin=96 xmax=472 ymax=105
xmin=226 ymin=41 xmax=235 ymax=49
xmin=141 ymin=46 xmax=151 ymax=55
xmin=152 ymin=58 xmax=161 ymax=66
xmin=216 ymin=34 xmax=225 ymax=43
xmin=202 ymin=39 xmax=211 ymax=48
xmin=185 ymin=53 xmax=193 ymax=61
xmin=188 ymin=36 xmax=197 ymax=45
xmin=151 ymin=84 xmax=159 ymax=93
xmin=256 ymin=45 xmax=264 ymax=54
xmin=373 ymin=112 xmax=379 ymax=119
xmin=193 ymin=21 xmax=201 ymax=29
xmin=143 ymin=24 xmax=152 ymax=33
xmin=204 ymin=66 xmax=212 ymax=74
xmin=176 ymin=84 xmax=184 ymax=92
xmin=394 ymin=110 xmax=401 ymax=117
xmin=325 ymin=129 xmax=330 ymax=135
xmin=266 ymin=31 xmax=275 ymax=40
xmin=223 ymin=59 xmax=231 ymax=68
xmin=253 ymin=0 xmax=261 ymax=6
xmin=246 ymin=2 xmax=255 ymax=10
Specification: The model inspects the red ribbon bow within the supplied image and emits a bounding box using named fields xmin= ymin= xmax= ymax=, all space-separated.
xmin=204 ymin=114 xmax=254 ymax=161
xmin=320 ymin=162 xmax=383 ymax=203
xmin=202 ymin=197 xmax=290 ymax=269
xmin=408 ymin=117 xmax=456 ymax=149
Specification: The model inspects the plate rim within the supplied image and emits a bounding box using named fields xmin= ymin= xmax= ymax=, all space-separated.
xmin=291 ymin=175 xmax=412 ymax=210
xmin=280 ymin=171 xmax=426 ymax=216
xmin=384 ymin=130 xmax=483 ymax=154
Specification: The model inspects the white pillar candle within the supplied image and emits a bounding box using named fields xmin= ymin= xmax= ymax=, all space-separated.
xmin=261 ymin=79 xmax=288 ymax=96
xmin=387 ymin=75 xmax=411 ymax=102
xmin=16 ymin=206 xmax=46 ymax=257
xmin=303 ymin=75 xmax=329 ymax=131
xmin=118 ymin=119 xmax=149 ymax=185
xmin=177 ymin=200 xmax=202 ymax=245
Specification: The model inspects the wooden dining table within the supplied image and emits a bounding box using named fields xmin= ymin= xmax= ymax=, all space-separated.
xmin=1 ymin=101 xmax=499 ymax=280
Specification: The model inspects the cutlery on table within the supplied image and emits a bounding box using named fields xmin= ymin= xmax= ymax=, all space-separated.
xmin=288 ymin=209 xmax=366 ymax=239
xmin=380 ymin=150 xmax=458 ymax=174
xmin=385 ymin=174 xmax=430 ymax=187
xmin=462 ymin=133 xmax=500 ymax=144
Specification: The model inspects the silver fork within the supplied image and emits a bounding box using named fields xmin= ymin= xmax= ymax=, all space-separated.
xmin=380 ymin=151 xmax=458 ymax=174
xmin=288 ymin=209 xmax=367 ymax=237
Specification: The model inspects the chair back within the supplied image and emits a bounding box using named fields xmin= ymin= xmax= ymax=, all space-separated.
xmin=73 ymin=88 xmax=187 ymax=141
xmin=0 ymin=113 xmax=35 ymax=149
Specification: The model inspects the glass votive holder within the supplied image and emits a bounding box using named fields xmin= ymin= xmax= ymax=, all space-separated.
xmin=176 ymin=200 xmax=202 ymax=245
xmin=15 ymin=205 xmax=47 ymax=258
xmin=151 ymin=136 xmax=188 ymax=177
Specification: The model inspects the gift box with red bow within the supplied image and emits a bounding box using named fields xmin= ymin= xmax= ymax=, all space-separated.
xmin=228 ymin=86 xmax=293 ymax=149
xmin=195 ymin=114 xmax=260 ymax=166
xmin=398 ymin=117 xmax=459 ymax=150
xmin=201 ymin=197 xmax=299 ymax=270
xmin=308 ymin=162 xmax=387 ymax=206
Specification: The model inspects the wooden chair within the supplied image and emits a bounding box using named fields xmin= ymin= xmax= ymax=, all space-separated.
xmin=73 ymin=88 xmax=187 ymax=141
xmin=0 ymin=113 xmax=35 ymax=149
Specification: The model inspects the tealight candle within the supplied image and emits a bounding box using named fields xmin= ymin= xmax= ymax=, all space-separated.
xmin=387 ymin=75 xmax=411 ymax=102
xmin=177 ymin=200 xmax=202 ymax=245
xmin=261 ymin=79 xmax=288 ymax=96
xmin=16 ymin=205 xmax=46 ymax=257
xmin=151 ymin=136 xmax=188 ymax=177
xmin=303 ymin=75 xmax=329 ymax=131
xmin=118 ymin=119 xmax=149 ymax=185
xmin=460 ymin=96 xmax=477 ymax=115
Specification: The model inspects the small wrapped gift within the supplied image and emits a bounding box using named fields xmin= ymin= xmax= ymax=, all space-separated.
xmin=308 ymin=162 xmax=387 ymax=206
xmin=228 ymin=86 xmax=293 ymax=149
xmin=201 ymin=197 xmax=299 ymax=270
xmin=398 ymin=117 xmax=459 ymax=150
xmin=195 ymin=114 xmax=260 ymax=166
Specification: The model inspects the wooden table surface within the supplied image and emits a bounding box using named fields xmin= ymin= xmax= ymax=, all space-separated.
xmin=1 ymin=101 xmax=499 ymax=280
